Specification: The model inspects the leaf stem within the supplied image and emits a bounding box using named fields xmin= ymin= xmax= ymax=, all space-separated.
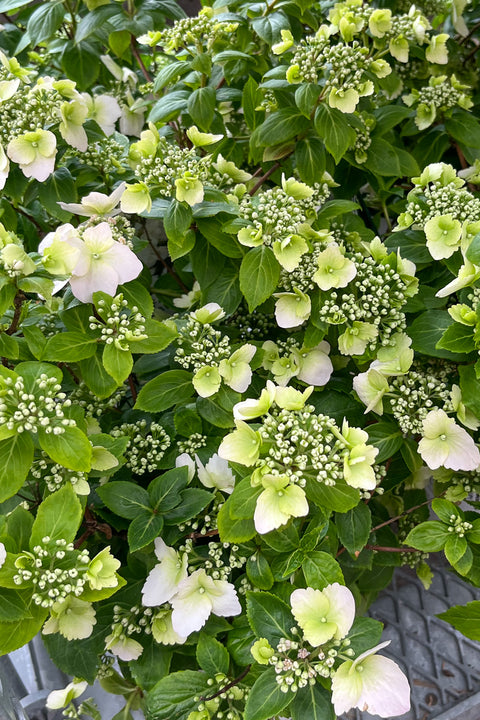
xmin=200 ymin=665 xmax=251 ymax=702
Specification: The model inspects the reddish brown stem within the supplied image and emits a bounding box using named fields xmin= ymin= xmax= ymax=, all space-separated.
xmin=248 ymin=162 xmax=282 ymax=195
xmin=128 ymin=374 xmax=138 ymax=402
xmin=130 ymin=36 xmax=152 ymax=83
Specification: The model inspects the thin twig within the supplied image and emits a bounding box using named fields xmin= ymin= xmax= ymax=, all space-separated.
xmin=6 ymin=294 xmax=25 ymax=336
xmin=369 ymin=492 xmax=446 ymax=535
xmin=144 ymin=223 xmax=189 ymax=292
xmin=365 ymin=545 xmax=417 ymax=553
xmin=128 ymin=374 xmax=138 ymax=402
xmin=248 ymin=161 xmax=282 ymax=195
xmin=130 ymin=36 xmax=153 ymax=83
xmin=200 ymin=665 xmax=251 ymax=702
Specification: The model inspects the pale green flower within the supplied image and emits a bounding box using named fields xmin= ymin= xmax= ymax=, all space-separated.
xmin=328 ymin=87 xmax=359 ymax=114
xmin=214 ymin=154 xmax=252 ymax=182
xmin=286 ymin=64 xmax=302 ymax=84
xmin=86 ymin=547 xmax=120 ymax=591
xmin=105 ymin=629 xmax=143 ymax=660
xmin=371 ymin=333 xmax=414 ymax=375
xmin=272 ymin=234 xmax=308 ymax=271
xmin=254 ymin=474 xmax=308 ymax=534
xmin=342 ymin=420 xmax=378 ymax=490
xmin=274 ymin=288 xmax=311 ymax=328
xmin=290 ymin=584 xmax=355 ymax=646
xmin=195 ymin=453 xmax=235 ymax=494
xmin=425 ymin=33 xmax=449 ymax=64
xmin=81 ymin=92 xmax=121 ymax=136
xmin=219 ymin=343 xmax=256 ymax=393
xmin=43 ymin=597 xmax=96 ymax=640
xmin=274 ymin=385 xmax=313 ymax=410
xmin=418 ymin=408 xmax=480 ymax=471
xmin=218 ymin=420 xmax=262 ymax=466
xmin=313 ymin=244 xmax=357 ymax=290
xmin=416 ymin=101 xmax=436 ymax=130
xmin=238 ymin=225 xmax=263 ymax=247
xmin=369 ymin=8 xmax=392 ymax=37
xmin=269 ymin=353 xmax=299 ymax=386
xmin=424 ymin=214 xmax=462 ymax=259
xmin=59 ymin=183 xmax=125 ymax=217
xmin=251 ymin=638 xmax=275 ymax=664
xmin=448 ymin=303 xmax=477 ymax=325
xmin=281 ymin=175 xmax=313 ymax=200
xmin=46 ymin=680 xmax=88 ymax=710
xmin=58 ymin=99 xmax=88 ymax=152
xmin=152 ymin=609 xmax=187 ymax=645
xmin=451 ymin=384 xmax=480 ymax=430
xmin=175 ymin=172 xmax=204 ymax=206
xmin=436 ymin=258 xmax=480 ymax=298
xmin=0 ymin=142 xmax=9 ymax=189
xmin=192 ymin=303 xmax=225 ymax=324
xmin=413 ymin=162 xmax=462 ymax=188
xmin=338 ymin=322 xmax=378 ymax=356
xmin=272 ymin=29 xmax=294 ymax=54
xmin=353 ymin=369 xmax=389 ymax=415
xmin=233 ymin=383 xmax=276 ymax=421
xmin=186 ymin=126 xmax=223 ymax=147
xmin=370 ymin=59 xmax=392 ymax=78
xmin=121 ymin=182 xmax=152 ymax=214
xmin=294 ymin=341 xmax=333 ymax=387
xmin=1 ymin=244 xmax=36 ymax=277
xmin=7 ymin=128 xmax=56 ymax=182
xmin=389 ymin=35 xmax=409 ymax=63
xmin=39 ymin=224 xmax=81 ymax=276
xmin=193 ymin=366 xmax=222 ymax=398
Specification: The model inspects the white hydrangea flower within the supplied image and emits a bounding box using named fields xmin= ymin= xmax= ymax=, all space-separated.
xmin=142 ymin=538 xmax=188 ymax=607
xmin=46 ymin=680 xmax=88 ymax=710
xmin=418 ymin=408 xmax=480 ymax=471
xmin=332 ymin=641 xmax=410 ymax=718
xmin=170 ymin=569 xmax=241 ymax=637
xmin=195 ymin=453 xmax=235 ymax=494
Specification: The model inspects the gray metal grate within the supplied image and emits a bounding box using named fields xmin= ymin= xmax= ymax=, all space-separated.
xmin=343 ymin=559 xmax=480 ymax=720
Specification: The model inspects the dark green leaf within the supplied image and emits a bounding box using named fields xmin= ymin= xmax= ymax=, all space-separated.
xmin=0 ymin=433 xmax=34 ymax=502
xmin=244 ymin=667 xmax=291 ymax=720
xmin=135 ymin=370 xmax=194 ymax=412
xmin=290 ymin=681 xmax=335 ymax=720
xmin=336 ymin=504 xmax=371 ymax=555
xmin=246 ymin=591 xmax=295 ymax=645
xmin=30 ymin=484 xmax=82 ymax=547
xmin=196 ymin=634 xmax=230 ymax=676
xmin=437 ymin=601 xmax=480 ymax=641
xmin=255 ymin=107 xmax=310 ymax=147
xmin=314 ymin=104 xmax=355 ymax=163
xmin=240 ymin=245 xmax=280 ymax=312
xmin=302 ymin=551 xmax=344 ymax=589
xmin=97 ymin=481 xmax=151 ymax=519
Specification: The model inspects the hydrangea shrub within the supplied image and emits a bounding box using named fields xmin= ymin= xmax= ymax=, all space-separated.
xmin=0 ymin=0 xmax=478 ymax=718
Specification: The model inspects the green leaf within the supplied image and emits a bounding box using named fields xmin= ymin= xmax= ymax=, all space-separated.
xmin=131 ymin=319 xmax=177 ymax=355
xmin=146 ymin=670 xmax=211 ymax=720
xmin=61 ymin=41 xmax=100 ymax=91
xmin=246 ymin=591 xmax=295 ymax=645
xmin=246 ymin=552 xmax=274 ymax=590
xmin=38 ymin=426 xmax=92 ymax=472
xmin=163 ymin=200 xmax=193 ymax=259
xmin=75 ymin=4 xmax=119 ymax=43
xmin=148 ymin=467 xmax=189 ymax=511
xmin=97 ymin=481 xmax=151 ymax=519
xmin=128 ymin=511 xmax=164 ymax=552
xmin=243 ymin=76 xmax=263 ymax=131
xmin=347 ymin=616 xmax=383 ymax=656
xmin=0 ymin=610 xmax=48 ymax=656
xmin=444 ymin=533 xmax=468 ymax=567
xmin=314 ymin=104 xmax=355 ymax=163
xmin=445 ymin=110 xmax=480 ymax=149
xmin=0 ymin=433 xmax=34 ymax=502
xmin=148 ymin=90 xmax=189 ymax=124
xmin=372 ymin=105 xmax=411 ymax=134
xmin=229 ymin=477 xmax=261 ymax=519
xmin=408 ymin=311 xmax=470 ymax=361
xmin=244 ymin=667 xmax=291 ymax=720
xmin=23 ymin=326 xmax=48 ymax=360
xmin=0 ymin=285 xmax=16 ymax=317
xmin=38 ymin=168 xmax=76 ymax=221
xmin=130 ymin=636 xmax=172 ymax=691
xmin=384 ymin=229 xmax=432 ymax=265
xmin=437 ymin=323 xmax=475 ymax=354
xmin=43 ymin=332 xmax=98 ymax=362
xmin=196 ymin=633 xmax=230 ymax=676
xmin=43 ymin=621 xmax=107 ymax=683
xmin=187 ymin=87 xmax=216 ymax=131
xmin=255 ymin=107 xmax=310 ymax=147
xmin=135 ymin=370 xmax=194 ymax=412
xmin=197 ymin=385 xmax=240 ymax=428
xmin=154 ymin=61 xmax=191 ymax=92
xmin=405 ymin=521 xmax=450 ymax=552
xmin=295 ymin=137 xmax=326 ymax=185
xmin=163 ymin=488 xmax=212 ymax=525
xmin=304 ymin=477 xmax=360 ymax=512
xmin=2 ymin=506 xmax=33 ymax=553
xmin=0 ymin=333 xmax=18 ymax=359
xmin=459 ymin=364 xmax=480 ymax=418
xmin=30 ymin=484 xmax=82 ymax=547
xmin=27 ymin=1 xmax=65 ymax=45
xmin=240 ymin=245 xmax=280 ymax=312
xmin=103 ymin=343 xmax=133 ymax=385
xmin=336 ymin=504 xmax=371 ymax=555
xmin=217 ymin=499 xmax=256 ymax=543
xmin=466 ymin=232 xmax=480 ymax=265
xmin=302 ymin=551 xmax=344 ymax=589
xmin=204 ymin=264 xmax=242 ymax=315
xmin=363 ymin=137 xmax=401 ymax=177
xmin=295 ymin=83 xmax=321 ymax=117
xmin=437 ymin=601 xmax=480 ymax=641
xmin=79 ymin=350 xmax=118 ymax=398
xmin=252 ymin=10 xmax=290 ymax=44
xmin=367 ymin=422 xmax=403 ymax=463
xmin=290 ymin=682 xmax=335 ymax=720
xmin=0 ymin=589 xmax=31 ymax=622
